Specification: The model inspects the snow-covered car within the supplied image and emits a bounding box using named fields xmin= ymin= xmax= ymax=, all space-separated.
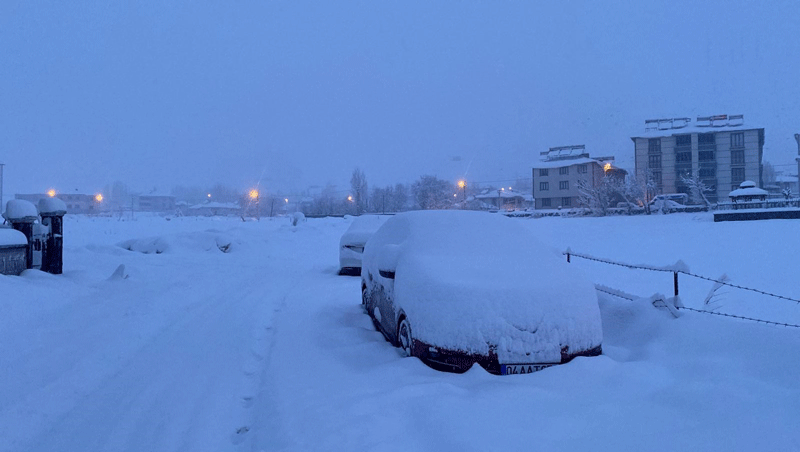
xmin=361 ymin=210 xmax=602 ymax=375
xmin=338 ymin=215 xmax=388 ymax=276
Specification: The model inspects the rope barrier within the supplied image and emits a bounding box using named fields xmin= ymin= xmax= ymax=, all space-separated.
xmin=567 ymin=251 xmax=800 ymax=305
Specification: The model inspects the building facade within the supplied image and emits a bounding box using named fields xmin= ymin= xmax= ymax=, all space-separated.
xmin=531 ymin=145 xmax=620 ymax=209
xmin=631 ymin=114 xmax=764 ymax=203
xmin=15 ymin=193 xmax=100 ymax=214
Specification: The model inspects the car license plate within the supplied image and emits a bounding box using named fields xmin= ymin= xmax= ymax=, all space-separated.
xmin=501 ymin=363 xmax=553 ymax=375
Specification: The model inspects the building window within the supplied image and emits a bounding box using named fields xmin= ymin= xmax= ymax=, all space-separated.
xmin=648 ymin=154 xmax=662 ymax=169
xmin=559 ymin=166 xmax=569 ymax=175
xmin=731 ymin=149 xmax=744 ymax=165
xmin=699 ymin=167 xmax=715 ymax=178
xmin=731 ymin=167 xmax=745 ymax=183
xmin=731 ymin=132 xmax=744 ymax=149
xmin=541 ymin=198 xmax=551 ymax=207
xmin=651 ymin=171 xmax=662 ymax=186
xmin=539 ymin=169 xmax=548 ymax=176
xmin=559 ymin=181 xmax=569 ymax=190
xmin=676 ymin=151 xmax=691 ymax=162
xmin=539 ymin=182 xmax=549 ymax=191
xmin=698 ymin=150 xmax=715 ymax=161
xmin=578 ymin=164 xmax=587 ymax=174
xmin=675 ymin=134 xmax=691 ymax=147
xmin=648 ymin=138 xmax=661 ymax=154
xmin=562 ymin=197 xmax=571 ymax=207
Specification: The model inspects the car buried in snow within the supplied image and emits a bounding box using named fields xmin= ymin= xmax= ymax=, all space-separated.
xmin=360 ymin=210 xmax=602 ymax=375
xmin=338 ymin=215 xmax=388 ymax=276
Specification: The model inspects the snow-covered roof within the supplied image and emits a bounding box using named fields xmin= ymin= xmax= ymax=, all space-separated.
xmin=189 ymin=202 xmax=240 ymax=209
xmin=532 ymin=157 xmax=607 ymax=169
xmin=729 ymin=187 xmax=768 ymax=198
xmin=3 ymin=199 xmax=38 ymax=222
xmin=474 ymin=189 xmax=530 ymax=200
xmin=0 ymin=227 xmax=28 ymax=247
xmin=632 ymin=114 xmax=762 ymax=139
xmin=38 ymin=197 xmax=68 ymax=215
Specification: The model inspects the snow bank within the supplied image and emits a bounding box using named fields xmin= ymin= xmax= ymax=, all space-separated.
xmin=3 ymin=199 xmax=38 ymax=221
xmin=363 ymin=210 xmax=602 ymax=363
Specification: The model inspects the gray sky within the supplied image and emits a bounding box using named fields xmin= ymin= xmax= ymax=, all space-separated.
xmin=2 ymin=0 xmax=799 ymax=197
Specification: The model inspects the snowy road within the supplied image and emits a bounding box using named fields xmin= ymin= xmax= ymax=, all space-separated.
xmin=2 ymin=214 xmax=800 ymax=451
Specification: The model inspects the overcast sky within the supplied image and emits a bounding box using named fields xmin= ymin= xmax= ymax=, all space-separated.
xmin=2 ymin=0 xmax=799 ymax=198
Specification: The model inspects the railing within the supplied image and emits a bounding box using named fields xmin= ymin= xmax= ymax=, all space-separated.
xmin=564 ymin=249 xmax=800 ymax=328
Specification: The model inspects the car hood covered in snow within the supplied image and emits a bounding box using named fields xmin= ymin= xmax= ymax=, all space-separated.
xmin=363 ymin=210 xmax=602 ymax=364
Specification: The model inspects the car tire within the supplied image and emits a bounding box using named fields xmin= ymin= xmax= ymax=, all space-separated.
xmin=361 ymin=285 xmax=368 ymax=310
xmin=397 ymin=317 xmax=413 ymax=357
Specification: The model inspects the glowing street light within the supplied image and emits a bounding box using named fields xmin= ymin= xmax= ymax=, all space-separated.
xmin=95 ymin=193 xmax=103 ymax=203
xmin=284 ymin=198 xmax=289 ymax=203
xmin=604 ymin=163 xmax=612 ymax=172
xmin=47 ymin=189 xmax=56 ymax=197
xmin=347 ymin=195 xmax=353 ymax=202
xmin=457 ymin=179 xmax=467 ymax=205
xmin=207 ymin=193 xmax=211 ymax=199
xmin=249 ymin=189 xmax=260 ymax=220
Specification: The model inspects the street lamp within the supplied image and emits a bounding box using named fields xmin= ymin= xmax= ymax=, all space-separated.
xmin=457 ymin=180 xmax=467 ymax=204
xmin=95 ymin=193 xmax=103 ymax=203
xmin=249 ymin=189 xmax=260 ymax=220
xmin=47 ymin=189 xmax=56 ymax=198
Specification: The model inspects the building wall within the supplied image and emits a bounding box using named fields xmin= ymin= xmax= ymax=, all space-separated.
xmin=532 ymin=161 xmax=603 ymax=209
xmin=633 ymin=128 xmax=764 ymax=203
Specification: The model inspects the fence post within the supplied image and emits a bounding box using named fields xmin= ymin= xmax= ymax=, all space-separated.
xmin=567 ymin=252 xmax=570 ymax=263
xmin=673 ymin=272 xmax=679 ymax=297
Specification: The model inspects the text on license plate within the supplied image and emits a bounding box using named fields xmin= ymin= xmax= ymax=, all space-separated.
xmin=501 ymin=363 xmax=554 ymax=375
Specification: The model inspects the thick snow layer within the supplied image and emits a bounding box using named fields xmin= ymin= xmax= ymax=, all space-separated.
xmin=362 ymin=210 xmax=602 ymax=363
xmin=729 ymin=186 xmax=768 ymax=198
xmin=1 ymin=212 xmax=800 ymax=451
xmin=37 ymin=197 xmax=67 ymax=215
xmin=0 ymin=227 xmax=28 ymax=246
xmin=3 ymin=199 xmax=38 ymax=221
xmin=339 ymin=214 xmax=388 ymax=247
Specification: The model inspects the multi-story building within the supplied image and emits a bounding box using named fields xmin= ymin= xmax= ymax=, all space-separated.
xmin=531 ymin=145 xmax=622 ymax=209
xmin=631 ymin=114 xmax=764 ymax=203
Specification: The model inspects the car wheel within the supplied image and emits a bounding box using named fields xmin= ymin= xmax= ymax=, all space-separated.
xmin=361 ymin=285 xmax=367 ymax=308
xmin=397 ymin=317 xmax=413 ymax=357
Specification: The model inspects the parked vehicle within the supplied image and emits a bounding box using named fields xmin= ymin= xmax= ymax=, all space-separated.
xmin=361 ymin=210 xmax=602 ymax=375
xmin=338 ymin=215 xmax=388 ymax=276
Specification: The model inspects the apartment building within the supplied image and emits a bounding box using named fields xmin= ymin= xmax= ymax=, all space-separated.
xmin=531 ymin=145 xmax=622 ymax=209
xmin=631 ymin=114 xmax=764 ymax=203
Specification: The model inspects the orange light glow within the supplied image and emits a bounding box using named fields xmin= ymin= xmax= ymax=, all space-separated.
xmin=47 ymin=189 xmax=56 ymax=197
xmin=604 ymin=163 xmax=612 ymax=172
xmin=95 ymin=194 xmax=103 ymax=202
xmin=249 ymin=189 xmax=259 ymax=199
xmin=457 ymin=180 xmax=466 ymax=189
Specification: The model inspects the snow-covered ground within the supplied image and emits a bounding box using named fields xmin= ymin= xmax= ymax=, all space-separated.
xmin=1 ymin=212 xmax=798 ymax=451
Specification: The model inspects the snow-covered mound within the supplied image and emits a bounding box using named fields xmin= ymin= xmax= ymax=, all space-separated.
xmin=363 ymin=210 xmax=602 ymax=363
xmin=0 ymin=227 xmax=28 ymax=246
xmin=118 ymin=231 xmax=234 ymax=254
xmin=37 ymin=197 xmax=67 ymax=215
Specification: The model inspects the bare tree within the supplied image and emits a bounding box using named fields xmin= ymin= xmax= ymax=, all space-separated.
xmin=350 ymin=168 xmax=368 ymax=215
xmin=577 ymin=177 xmax=615 ymax=216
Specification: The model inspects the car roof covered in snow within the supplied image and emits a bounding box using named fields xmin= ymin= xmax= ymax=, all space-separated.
xmin=340 ymin=215 xmax=389 ymax=246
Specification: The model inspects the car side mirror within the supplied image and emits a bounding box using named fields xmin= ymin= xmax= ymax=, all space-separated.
xmin=377 ymin=244 xmax=400 ymax=279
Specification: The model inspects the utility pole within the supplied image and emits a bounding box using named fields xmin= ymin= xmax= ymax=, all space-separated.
xmin=0 ymin=163 xmax=4 ymax=212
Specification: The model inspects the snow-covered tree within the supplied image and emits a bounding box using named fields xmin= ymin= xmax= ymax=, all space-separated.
xmin=412 ymin=175 xmax=454 ymax=210
xmin=679 ymin=174 xmax=713 ymax=207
